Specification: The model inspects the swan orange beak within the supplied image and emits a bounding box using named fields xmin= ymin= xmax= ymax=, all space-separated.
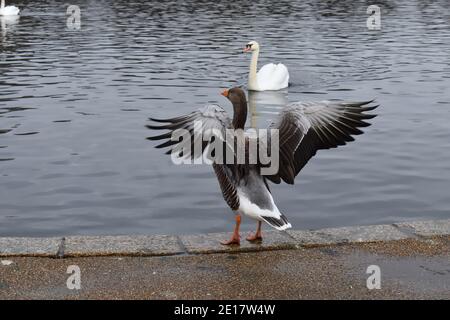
xmin=243 ymin=47 xmax=251 ymax=53
xmin=221 ymin=89 xmax=229 ymax=97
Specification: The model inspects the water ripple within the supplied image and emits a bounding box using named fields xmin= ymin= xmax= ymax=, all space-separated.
xmin=0 ymin=0 xmax=449 ymax=236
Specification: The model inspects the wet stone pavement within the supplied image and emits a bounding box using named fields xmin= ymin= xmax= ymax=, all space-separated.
xmin=0 ymin=236 xmax=448 ymax=299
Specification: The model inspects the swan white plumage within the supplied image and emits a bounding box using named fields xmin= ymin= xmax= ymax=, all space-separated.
xmin=243 ymin=41 xmax=289 ymax=91
xmin=0 ymin=0 xmax=20 ymax=16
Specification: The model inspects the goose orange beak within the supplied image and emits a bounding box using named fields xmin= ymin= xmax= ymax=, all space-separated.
xmin=221 ymin=89 xmax=229 ymax=97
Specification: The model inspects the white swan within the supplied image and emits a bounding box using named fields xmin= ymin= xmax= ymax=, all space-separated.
xmin=0 ymin=0 xmax=20 ymax=16
xmin=243 ymin=41 xmax=289 ymax=91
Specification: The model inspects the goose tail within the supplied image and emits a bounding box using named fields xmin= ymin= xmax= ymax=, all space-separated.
xmin=261 ymin=213 xmax=292 ymax=231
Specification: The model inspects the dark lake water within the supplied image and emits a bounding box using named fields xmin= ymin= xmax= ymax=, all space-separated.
xmin=1 ymin=0 xmax=449 ymax=237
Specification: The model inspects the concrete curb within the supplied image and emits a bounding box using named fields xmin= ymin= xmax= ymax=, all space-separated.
xmin=1 ymin=219 xmax=449 ymax=258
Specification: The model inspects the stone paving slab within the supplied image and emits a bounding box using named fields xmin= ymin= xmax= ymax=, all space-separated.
xmin=63 ymin=235 xmax=184 ymax=257
xmin=0 ymin=237 xmax=60 ymax=257
xmin=315 ymin=224 xmax=409 ymax=244
xmin=0 ymin=219 xmax=449 ymax=257
xmin=286 ymin=229 xmax=334 ymax=246
xmin=179 ymin=231 xmax=297 ymax=254
xmin=287 ymin=224 xmax=408 ymax=246
xmin=394 ymin=219 xmax=450 ymax=237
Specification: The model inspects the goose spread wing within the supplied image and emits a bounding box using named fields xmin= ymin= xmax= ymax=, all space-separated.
xmin=265 ymin=100 xmax=378 ymax=184
xmin=146 ymin=104 xmax=232 ymax=161
xmin=147 ymin=105 xmax=239 ymax=210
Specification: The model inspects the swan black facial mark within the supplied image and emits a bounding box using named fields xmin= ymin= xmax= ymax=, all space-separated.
xmin=243 ymin=43 xmax=253 ymax=53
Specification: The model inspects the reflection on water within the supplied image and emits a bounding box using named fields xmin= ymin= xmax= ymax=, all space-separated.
xmin=0 ymin=15 xmax=19 ymax=43
xmin=248 ymin=90 xmax=288 ymax=127
xmin=0 ymin=0 xmax=449 ymax=236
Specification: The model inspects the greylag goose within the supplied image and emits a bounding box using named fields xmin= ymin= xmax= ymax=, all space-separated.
xmin=147 ymin=88 xmax=377 ymax=245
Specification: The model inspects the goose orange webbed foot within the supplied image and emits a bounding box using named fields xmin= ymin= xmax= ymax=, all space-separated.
xmin=246 ymin=221 xmax=263 ymax=243
xmin=220 ymin=235 xmax=240 ymax=246
xmin=221 ymin=214 xmax=242 ymax=246
xmin=246 ymin=233 xmax=262 ymax=243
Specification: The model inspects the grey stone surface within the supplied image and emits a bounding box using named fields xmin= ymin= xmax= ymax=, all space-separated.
xmin=289 ymin=224 xmax=408 ymax=246
xmin=0 ymin=237 xmax=61 ymax=257
xmin=394 ymin=219 xmax=450 ymax=237
xmin=180 ymin=231 xmax=297 ymax=254
xmin=286 ymin=230 xmax=334 ymax=246
xmin=63 ymin=235 xmax=184 ymax=257
xmin=1 ymin=236 xmax=449 ymax=299
xmin=1 ymin=220 xmax=449 ymax=257
xmin=316 ymin=224 xmax=409 ymax=244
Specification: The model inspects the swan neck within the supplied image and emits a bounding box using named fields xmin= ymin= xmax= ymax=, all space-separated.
xmin=248 ymin=49 xmax=259 ymax=89
xmin=1 ymin=0 xmax=5 ymax=9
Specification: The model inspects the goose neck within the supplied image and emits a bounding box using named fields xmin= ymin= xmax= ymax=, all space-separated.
xmin=232 ymin=98 xmax=248 ymax=130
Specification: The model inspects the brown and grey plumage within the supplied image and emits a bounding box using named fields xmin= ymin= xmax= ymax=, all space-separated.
xmin=147 ymin=87 xmax=378 ymax=245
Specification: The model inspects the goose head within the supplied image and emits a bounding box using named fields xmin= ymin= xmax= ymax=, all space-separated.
xmin=243 ymin=41 xmax=259 ymax=53
xmin=221 ymin=87 xmax=247 ymax=106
